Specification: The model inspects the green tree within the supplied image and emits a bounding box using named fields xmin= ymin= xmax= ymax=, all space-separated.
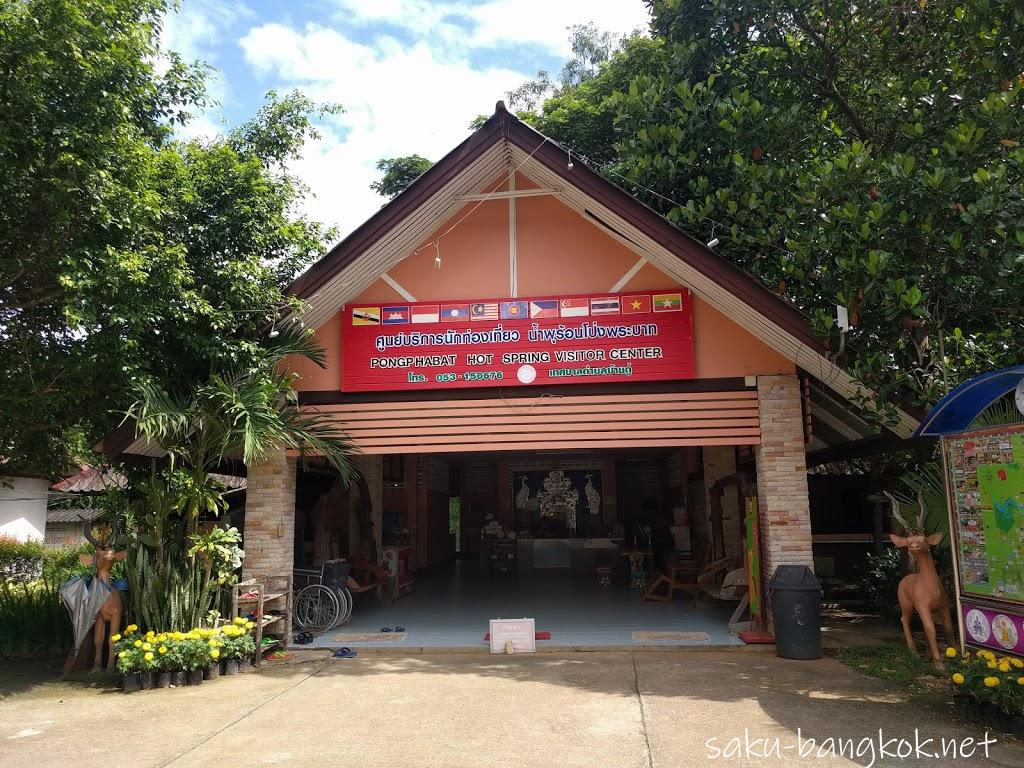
xmin=370 ymin=155 xmax=433 ymax=199
xmin=123 ymin=323 xmax=353 ymax=630
xmin=607 ymin=1 xmax=1024 ymax=421
xmin=0 ymin=0 xmax=335 ymax=475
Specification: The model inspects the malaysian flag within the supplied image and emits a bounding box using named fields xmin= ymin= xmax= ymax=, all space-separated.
xmin=382 ymin=306 xmax=410 ymax=324
xmin=590 ymin=297 xmax=620 ymax=315
xmin=470 ymin=302 xmax=499 ymax=320
xmin=530 ymin=300 xmax=558 ymax=318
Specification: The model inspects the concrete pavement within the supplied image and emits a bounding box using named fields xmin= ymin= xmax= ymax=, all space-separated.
xmin=3 ymin=651 xmax=1024 ymax=767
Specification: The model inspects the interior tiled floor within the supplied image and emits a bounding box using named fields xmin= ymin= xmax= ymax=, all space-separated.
xmin=301 ymin=560 xmax=745 ymax=650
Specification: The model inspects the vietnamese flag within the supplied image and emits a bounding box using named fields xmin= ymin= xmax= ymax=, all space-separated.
xmin=622 ymin=295 xmax=652 ymax=314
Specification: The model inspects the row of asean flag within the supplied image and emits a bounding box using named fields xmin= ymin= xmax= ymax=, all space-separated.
xmin=352 ymin=292 xmax=684 ymax=326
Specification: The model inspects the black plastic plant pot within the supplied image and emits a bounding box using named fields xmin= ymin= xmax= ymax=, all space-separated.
xmin=122 ymin=672 xmax=142 ymax=693
xmin=186 ymin=668 xmax=203 ymax=686
xmin=140 ymin=671 xmax=154 ymax=690
xmin=156 ymin=672 xmax=171 ymax=689
xmin=170 ymin=670 xmax=186 ymax=687
xmin=223 ymin=659 xmax=239 ymax=676
xmin=203 ymin=664 xmax=220 ymax=681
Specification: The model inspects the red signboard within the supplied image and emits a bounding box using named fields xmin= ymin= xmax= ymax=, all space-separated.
xmin=341 ymin=289 xmax=695 ymax=393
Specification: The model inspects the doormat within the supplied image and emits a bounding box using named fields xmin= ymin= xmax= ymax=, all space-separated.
xmin=332 ymin=632 xmax=407 ymax=642
xmin=631 ymin=631 xmax=710 ymax=642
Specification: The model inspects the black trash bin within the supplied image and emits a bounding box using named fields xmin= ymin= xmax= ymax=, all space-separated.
xmin=768 ymin=565 xmax=822 ymax=659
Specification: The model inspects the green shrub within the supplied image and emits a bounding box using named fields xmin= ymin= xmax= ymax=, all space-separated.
xmin=0 ymin=542 xmax=97 ymax=659
xmin=857 ymin=548 xmax=905 ymax=618
xmin=0 ymin=536 xmax=45 ymax=581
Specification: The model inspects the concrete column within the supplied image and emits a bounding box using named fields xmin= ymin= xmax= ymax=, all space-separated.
xmin=754 ymin=375 xmax=813 ymax=583
xmin=703 ymin=446 xmax=742 ymax=560
xmin=243 ymin=450 xmax=297 ymax=582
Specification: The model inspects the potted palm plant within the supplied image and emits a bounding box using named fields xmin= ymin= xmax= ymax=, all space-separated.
xmin=121 ymin=322 xmax=354 ymax=636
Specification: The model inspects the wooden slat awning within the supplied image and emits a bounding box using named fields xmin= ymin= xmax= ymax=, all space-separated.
xmin=310 ymin=390 xmax=760 ymax=454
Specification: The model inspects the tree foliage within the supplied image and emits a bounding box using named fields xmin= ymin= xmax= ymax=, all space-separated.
xmin=369 ymin=154 xmax=433 ymax=199
xmin=0 ymin=0 xmax=335 ymax=474
xmin=530 ymin=2 xmax=1024 ymax=424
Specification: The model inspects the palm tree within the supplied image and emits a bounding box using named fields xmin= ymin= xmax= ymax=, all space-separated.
xmin=126 ymin=321 xmax=353 ymax=485
xmin=119 ymin=321 xmax=353 ymax=629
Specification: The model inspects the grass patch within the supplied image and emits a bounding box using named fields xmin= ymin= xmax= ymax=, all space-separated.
xmin=835 ymin=643 xmax=944 ymax=685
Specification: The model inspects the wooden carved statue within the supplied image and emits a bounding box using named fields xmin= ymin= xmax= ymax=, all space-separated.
xmin=885 ymin=491 xmax=955 ymax=665
xmin=80 ymin=519 xmax=127 ymax=671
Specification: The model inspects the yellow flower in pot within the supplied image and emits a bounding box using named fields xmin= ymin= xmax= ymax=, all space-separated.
xmin=952 ymin=673 xmax=965 ymax=685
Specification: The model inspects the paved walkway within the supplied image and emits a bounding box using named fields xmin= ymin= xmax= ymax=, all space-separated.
xmin=309 ymin=564 xmax=743 ymax=649
xmin=3 ymin=652 xmax=1024 ymax=768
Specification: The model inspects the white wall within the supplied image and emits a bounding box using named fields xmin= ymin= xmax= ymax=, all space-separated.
xmin=0 ymin=476 xmax=49 ymax=542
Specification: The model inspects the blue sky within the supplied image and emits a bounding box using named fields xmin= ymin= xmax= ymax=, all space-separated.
xmin=161 ymin=0 xmax=651 ymax=239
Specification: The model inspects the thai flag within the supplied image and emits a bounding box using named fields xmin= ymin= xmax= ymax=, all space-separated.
xmin=529 ymin=300 xmax=558 ymax=318
xmin=590 ymin=297 xmax=620 ymax=315
xmin=382 ymin=306 xmax=410 ymax=324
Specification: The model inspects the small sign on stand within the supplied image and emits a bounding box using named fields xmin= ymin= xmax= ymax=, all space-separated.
xmin=489 ymin=618 xmax=536 ymax=654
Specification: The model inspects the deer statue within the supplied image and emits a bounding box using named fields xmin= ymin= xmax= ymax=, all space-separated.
xmin=80 ymin=519 xmax=127 ymax=671
xmin=885 ymin=491 xmax=955 ymax=666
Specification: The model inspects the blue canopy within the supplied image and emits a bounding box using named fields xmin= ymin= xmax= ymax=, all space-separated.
xmin=914 ymin=365 xmax=1024 ymax=438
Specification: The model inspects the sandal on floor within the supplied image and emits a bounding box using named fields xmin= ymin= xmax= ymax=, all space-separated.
xmin=379 ymin=627 xmax=393 ymax=632
xmin=264 ymin=650 xmax=295 ymax=662
xmin=332 ymin=647 xmax=357 ymax=659
xmin=393 ymin=626 xmax=405 ymax=632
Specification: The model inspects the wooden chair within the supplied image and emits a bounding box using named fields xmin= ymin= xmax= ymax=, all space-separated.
xmin=345 ymin=557 xmax=391 ymax=604
xmin=643 ymin=552 xmax=702 ymax=602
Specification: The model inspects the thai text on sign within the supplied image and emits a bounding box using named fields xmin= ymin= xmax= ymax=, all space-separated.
xmin=341 ymin=289 xmax=695 ymax=392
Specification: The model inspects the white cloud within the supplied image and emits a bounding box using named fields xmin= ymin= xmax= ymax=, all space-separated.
xmin=161 ymin=0 xmax=255 ymax=136
xmin=242 ymin=22 xmax=526 ymax=235
xmin=239 ymin=1 xmax=650 ymax=237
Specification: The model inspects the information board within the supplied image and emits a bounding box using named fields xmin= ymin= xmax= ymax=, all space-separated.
xmin=947 ymin=426 xmax=1024 ymax=604
xmin=341 ymin=289 xmax=695 ymax=392
xmin=489 ymin=618 xmax=536 ymax=654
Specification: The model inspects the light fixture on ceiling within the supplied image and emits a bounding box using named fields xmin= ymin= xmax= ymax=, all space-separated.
xmin=567 ymin=150 xmax=574 ymax=170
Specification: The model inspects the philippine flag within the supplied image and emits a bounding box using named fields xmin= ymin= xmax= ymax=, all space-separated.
xmin=382 ymin=306 xmax=410 ymax=324
xmin=560 ymin=298 xmax=589 ymax=317
xmin=441 ymin=304 xmax=470 ymax=321
xmin=530 ymin=300 xmax=558 ymax=318
xmin=590 ymin=297 xmax=620 ymax=315
xmin=470 ymin=302 xmax=499 ymax=320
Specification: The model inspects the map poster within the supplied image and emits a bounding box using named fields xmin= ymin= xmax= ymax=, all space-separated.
xmin=947 ymin=426 xmax=1024 ymax=604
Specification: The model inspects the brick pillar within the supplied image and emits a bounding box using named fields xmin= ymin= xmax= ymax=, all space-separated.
xmin=755 ymin=375 xmax=813 ymax=585
xmin=243 ymin=449 xmax=297 ymax=582
xmin=704 ymin=446 xmax=742 ymax=560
